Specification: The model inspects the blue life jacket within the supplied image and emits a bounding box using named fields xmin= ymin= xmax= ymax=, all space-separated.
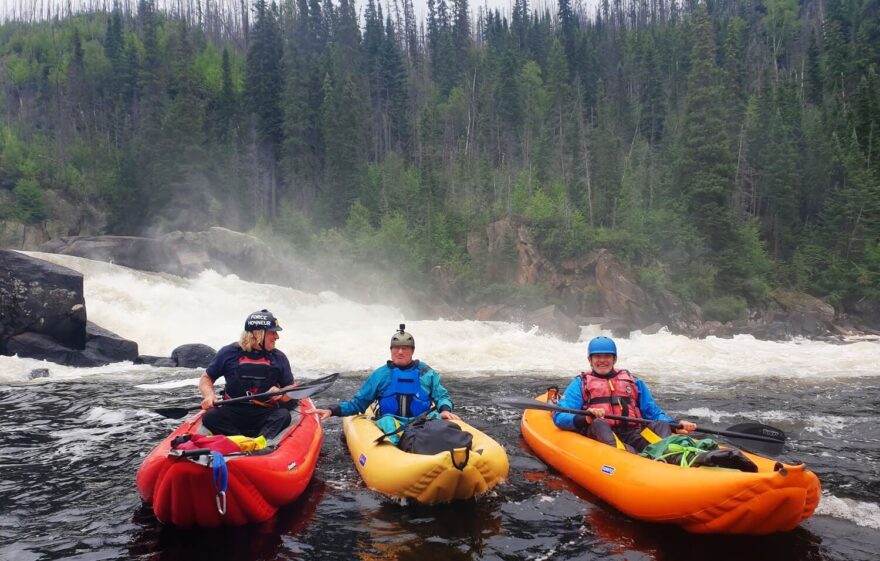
xmin=378 ymin=361 xmax=432 ymax=417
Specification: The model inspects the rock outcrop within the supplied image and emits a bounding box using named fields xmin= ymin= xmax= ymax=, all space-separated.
xmin=0 ymin=250 xmax=139 ymax=366
xmin=171 ymin=343 xmax=216 ymax=369
xmin=39 ymin=235 xmax=185 ymax=275
xmin=38 ymin=227 xmax=314 ymax=288
xmin=1 ymin=249 xmax=88 ymax=350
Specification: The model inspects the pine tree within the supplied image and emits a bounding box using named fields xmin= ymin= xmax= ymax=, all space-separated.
xmin=677 ymin=4 xmax=764 ymax=296
xmin=245 ymin=0 xmax=284 ymax=218
xmin=452 ymin=0 xmax=471 ymax=77
xmin=805 ymin=33 xmax=823 ymax=106
xmin=639 ymin=32 xmax=666 ymax=144
xmin=557 ymin=0 xmax=578 ymax=71
xmin=246 ymin=0 xmax=283 ymax=151
xmin=381 ymin=15 xmax=410 ymax=154
xmin=321 ymin=71 xmax=366 ymax=225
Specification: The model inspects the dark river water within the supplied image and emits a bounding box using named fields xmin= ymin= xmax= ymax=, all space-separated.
xmin=2 ymin=372 xmax=879 ymax=561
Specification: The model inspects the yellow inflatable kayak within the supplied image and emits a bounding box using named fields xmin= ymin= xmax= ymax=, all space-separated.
xmin=521 ymin=393 xmax=821 ymax=534
xmin=342 ymin=408 xmax=509 ymax=504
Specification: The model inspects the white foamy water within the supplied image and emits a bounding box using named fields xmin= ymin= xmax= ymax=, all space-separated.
xmin=816 ymin=494 xmax=880 ymax=530
xmin=2 ymin=251 xmax=878 ymax=384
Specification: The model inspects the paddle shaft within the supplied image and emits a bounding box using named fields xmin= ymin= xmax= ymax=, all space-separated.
xmin=216 ymin=372 xmax=339 ymax=406
xmin=506 ymin=398 xmax=785 ymax=445
xmin=155 ymin=373 xmax=339 ymax=418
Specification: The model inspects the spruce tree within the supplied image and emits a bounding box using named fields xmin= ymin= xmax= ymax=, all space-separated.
xmin=677 ymin=4 xmax=763 ymax=297
xmin=246 ymin=0 xmax=283 ymax=152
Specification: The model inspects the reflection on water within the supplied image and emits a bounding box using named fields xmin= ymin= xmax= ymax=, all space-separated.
xmin=128 ymin=479 xmax=327 ymax=560
xmin=1 ymin=375 xmax=879 ymax=561
xmin=355 ymin=499 xmax=504 ymax=561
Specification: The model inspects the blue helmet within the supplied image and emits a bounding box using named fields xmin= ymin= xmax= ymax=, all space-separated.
xmin=587 ymin=336 xmax=617 ymax=357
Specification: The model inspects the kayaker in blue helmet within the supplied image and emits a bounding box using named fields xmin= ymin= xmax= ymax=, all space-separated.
xmin=553 ymin=336 xmax=697 ymax=453
xmin=198 ymin=309 xmax=297 ymax=439
xmin=309 ymin=324 xmax=459 ymax=443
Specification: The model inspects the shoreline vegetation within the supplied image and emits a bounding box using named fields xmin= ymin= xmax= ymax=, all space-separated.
xmin=0 ymin=0 xmax=877 ymax=342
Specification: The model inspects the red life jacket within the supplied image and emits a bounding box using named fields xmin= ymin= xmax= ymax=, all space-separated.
xmin=579 ymin=369 xmax=642 ymax=427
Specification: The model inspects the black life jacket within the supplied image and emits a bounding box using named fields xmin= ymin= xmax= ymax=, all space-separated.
xmin=223 ymin=354 xmax=283 ymax=400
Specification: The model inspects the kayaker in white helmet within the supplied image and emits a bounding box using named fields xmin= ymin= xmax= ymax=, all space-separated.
xmin=308 ymin=324 xmax=460 ymax=444
xmin=552 ymin=336 xmax=697 ymax=452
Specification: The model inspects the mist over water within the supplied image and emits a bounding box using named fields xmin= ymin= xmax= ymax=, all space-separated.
xmin=7 ymin=252 xmax=880 ymax=383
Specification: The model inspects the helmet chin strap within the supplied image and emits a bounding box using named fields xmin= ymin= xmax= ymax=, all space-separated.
xmin=253 ymin=331 xmax=269 ymax=355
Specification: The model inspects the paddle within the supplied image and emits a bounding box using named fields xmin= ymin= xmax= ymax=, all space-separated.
xmin=495 ymin=396 xmax=786 ymax=456
xmin=372 ymin=407 xmax=436 ymax=444
xmin=155 ymin=373 xmax=340 ymax=419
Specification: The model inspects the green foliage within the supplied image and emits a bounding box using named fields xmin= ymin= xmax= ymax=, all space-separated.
xmin=258 ymin=203 xmax=315 ymax=249
xmin=13 ymin=177 xmax=47 ymax=223
xmin=702 ymin=296 xmax=748 ymax=323
xmin=465 ymin=281 xmax=551 ymax=310
xmin=856 ymin=241 xmax=880 ymax=301
xmin=194 ymin=42 xmax=224 ymax=95
xmin=637 ymin=265 xmax=668 ymax=296
xmin=0 ymin=2 xmax=878 ymax=319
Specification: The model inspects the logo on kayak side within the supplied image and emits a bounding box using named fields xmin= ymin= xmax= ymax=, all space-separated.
xmin=601 ymin=464 xmax=615 ymax=475
xmin=359 ymin=453 xmax=367 ymax=467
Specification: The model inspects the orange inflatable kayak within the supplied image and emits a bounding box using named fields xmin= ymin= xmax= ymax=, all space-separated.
xmin=520 ymin=393 xmax=820 ymax=534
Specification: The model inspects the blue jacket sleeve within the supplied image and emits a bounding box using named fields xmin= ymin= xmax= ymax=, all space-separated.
xmin=337 ymin=367 xmax=389 ymax=417
xmin=420 ymin=365 xmax=453 ymax=413
xmin=636 ymin=378 xmax=674 ymax=423
xmin=552 ymin=377 xmax=585 ymax=430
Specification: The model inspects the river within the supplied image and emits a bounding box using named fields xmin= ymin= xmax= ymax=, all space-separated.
xmin=1 ymin=253 xmax=879 ymax=560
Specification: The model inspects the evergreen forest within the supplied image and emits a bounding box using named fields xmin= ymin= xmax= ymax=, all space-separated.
xmin=1 ymin=0 xmax=878 ymax=321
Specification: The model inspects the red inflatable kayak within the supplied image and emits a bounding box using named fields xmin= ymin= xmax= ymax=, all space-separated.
xmin=136 ymin=399 xmax=322 ymax=527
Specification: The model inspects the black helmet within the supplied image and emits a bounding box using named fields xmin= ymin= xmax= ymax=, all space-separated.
xmin=244 ymin=309 xmax=283 ymax=332
xmin=390 ymin=323 xmax=415 ymax=348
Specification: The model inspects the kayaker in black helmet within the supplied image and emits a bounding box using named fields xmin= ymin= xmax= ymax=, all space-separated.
xmin=198 ymin=309 xmax=297 ymax=439
xmin=553 ymin=336 xmax=697 ymax=452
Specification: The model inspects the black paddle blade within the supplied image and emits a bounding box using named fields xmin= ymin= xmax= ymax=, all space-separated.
xmin=727 ymin=422 xmax=786 ymax=442
xmin=495 ymin=396 xmax=562 ymax=413
xmin=720 ymin=422 xmax=786 ymax=457
xmin=153 ymin=406 xmax=195 ymax=419
xmin=288 ymin=372 xmax=339 ymax=399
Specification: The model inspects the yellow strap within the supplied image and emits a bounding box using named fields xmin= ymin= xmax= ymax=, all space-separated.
xmin=227 ymin=435 xmax=268 ymax=451
xmin=612 ymin=432 xmax=627 ymax=450
xmin=641 ymin=427 xmax=663 ymax=444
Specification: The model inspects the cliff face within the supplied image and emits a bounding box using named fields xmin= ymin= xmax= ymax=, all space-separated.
xmin=470 ymin=217 xmax=867 ymax=341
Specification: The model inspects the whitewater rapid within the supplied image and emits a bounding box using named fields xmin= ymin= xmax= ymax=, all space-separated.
xmin=2 ymin=251 xmax=878 ymax=383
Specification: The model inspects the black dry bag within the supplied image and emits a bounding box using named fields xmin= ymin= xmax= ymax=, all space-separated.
xmin=399 ymin=417 xmax=473 ymax=460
